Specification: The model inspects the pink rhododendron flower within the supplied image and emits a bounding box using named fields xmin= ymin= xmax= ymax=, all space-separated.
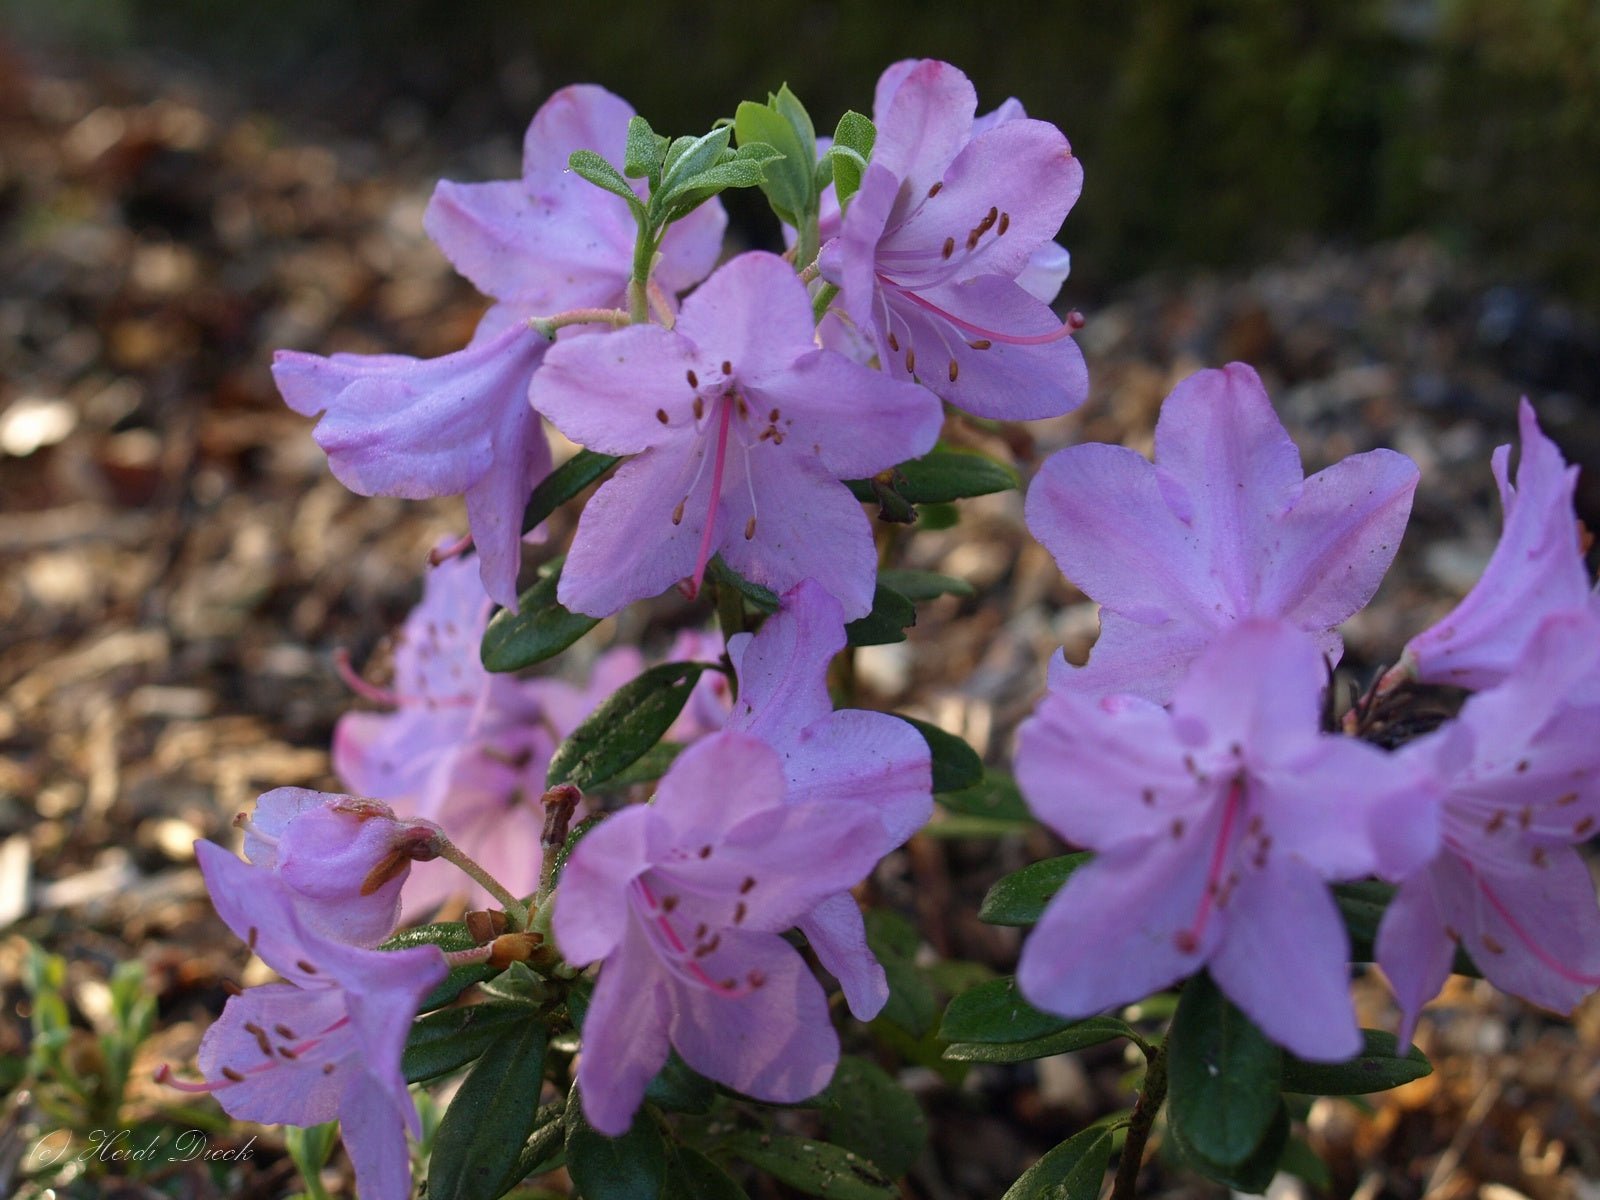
xmin=721 ymin=579 xmax=932 ymax=1017
xmin=1379 ymin=610 xmax=1600 ymax=1043
xmin=1027 ymin=363 xmax=1420 ymax=703
xmin=819 ymin=58 xmax=1087 ymax=420
xmin=163 ymin=841 xmax=446 ymax=1200
xmin=552 ymin=731 xmax=887 ymax=1134
xmin=875 ymin=63 xmax=1073 ymax=306
xmin=1400 ymin=400 xmax=1595 ymax=690
xmin=237 ymin=788 xmax=441 ymax=947
xmin=272 ymin=324 xmax=550 ymax=609
xmin=333 ymin=554 xmax=641 ymax=912
xmin=531 ymin=251 xmax=942 ymax=619
xmin=1014 ymin=620 xmax=1435 ymax=1060
xmin=424 ymin=84 xmax=726 ymax=340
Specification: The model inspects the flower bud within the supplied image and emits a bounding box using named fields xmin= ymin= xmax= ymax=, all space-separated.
xmin=238 ymin=788 xmax=442 ymax=947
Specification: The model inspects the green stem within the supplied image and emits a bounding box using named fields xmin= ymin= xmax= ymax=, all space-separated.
xmin=811 ymin=281 xmax=839 ymax=324
xmin=628 ymin=222 xmax=658 ymax=324
xmin=714 ymin=577 xmax=746 ymax=643
xmin=434 ymin=835 xmax=530 ymax=929
xmin=1110 ymin=1038 xmax=1169 ymax=1200
xmin=794 ymin=211 xmax=820 ymax=280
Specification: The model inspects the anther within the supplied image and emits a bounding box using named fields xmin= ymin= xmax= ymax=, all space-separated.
xmin=733 ymin=901 xmax=747 ymax=924
xmin=694 ymin=934 xmax=721 ymax=957
xmin=687 ymin=369 xmax=699 ymax=387
xmin=968 ymin=339 xmax=992 ymax=350
xmin=1141 ymin=789 xmax=1155 ymax=805
xmin=941 ymin=237 xmax=954 ymax=259
xmin=768 ymin=408 xmax=780 ymax=422
xmin=965 ymin=229 xmax=980 ymax=251
xmin=927 ymin=182 xmax=942 ymax=198
xmin=978 ymin=206 xmax=998 ymax=233
xmin=661 ymin=895 xmax=679 ymax=913
xmin=1173 ymin=931 xmax=1198 ymax=954
xmin=721 ymin=361 xmax=732 ymax=375
xmin=886 ymin=331 xmax=900 ymax=352
xmin=905 ymin=348 xmax=916 ymax=373
xmin=1516 ymin=759 xmax=1531 ymax=774
xmin=740 ymin=876 xmax=756 ymax=893
xmin=1576 ymin=817 xmax=1595 ymax=837
xmin=747 ymin=969 xmax=767 ymax=987
xmin=278 ymin=1046 xmax=299 ymax=1060
xmin=698 ymin=845 xmax=713 ymax=859
xmin=1558 ymin=792 xmax=1580 ymax=806
xmin=947 ymin=359 xmax=959 ymax=382
xmin=322 ymin=1063 xmax=336 ymax=1076
xmin=656 ymin=408 xmax=669 ymax=424
xmin=1482 ymin=934 xmax=1506 ymax=955
xmin=736 ymin=396 xmax=749 ymax=418
xmin=671 ymin=500 xmax=685 ymax=526
xmin=247 ymin=927 xmax=259 ymax=951
xmin=296 ymin=960 xmax=318 ymax=975
xmin=997 ymin=212 xmax=1010 ymax=235
xmin=1519 ymin=807 xmax=1533 ymax=830
xmin=1170 ymin=818 xmax=1186 ymax=838
xmin=744 ymin=516 xmax=756 ymax=540
xmin=221 ymin=1067 xmax=246 ymax=1082
xmin=1485 ymin=811 xmax=1506 ymax=834
xmin=1531 ymin=846 xmax=1549 ymax=868
xmin=693 ymin=397 xmax=704 ymax=420
xmin=273 ymin=1024 xmax=296 ymax=1039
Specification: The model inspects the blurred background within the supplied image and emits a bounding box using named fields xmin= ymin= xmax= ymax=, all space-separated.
xmin=2 ymin=2 xmax=1599 ymax=1197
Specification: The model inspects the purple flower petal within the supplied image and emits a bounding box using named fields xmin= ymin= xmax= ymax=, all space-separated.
xmin=800 ymin=893 xmax=889 ymax=1021
xmin=1207 ymin=856 xmax=1362 ymax=1061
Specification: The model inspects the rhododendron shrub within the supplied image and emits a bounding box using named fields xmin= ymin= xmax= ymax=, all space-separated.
xmin=156 ymin=60 xmax=1600 ymax=1200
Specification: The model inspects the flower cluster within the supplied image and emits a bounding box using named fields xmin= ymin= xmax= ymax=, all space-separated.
xmin=158 ymin=51 xmax=1600 ymax=1200
xmin=1015 ymin=370 xmax=1600 ymax=1055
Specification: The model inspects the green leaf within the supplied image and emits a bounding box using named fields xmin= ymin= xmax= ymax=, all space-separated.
xmin=624 ymin=114 xmax=665 ymax=182
xmin=977 ymin=854 xmax=1091 ymax=926
xmin=847 ymin=450 xmax=1019 ymax=506
xmin=658 ymin=146 xmax=780 ymax=222
xmin=720 ymin=1132 xmax=895 ymax=1200
xmin=876 ymin=568 xmax=975 ymax=601
xmin=818 ymin=1056 xmax=928 ymax=1178
xmin=1167 ymin=972 xmax=1283 ymax=1169
xmin=504 ymin=1101 xmax=568 ymax=1187
xmin=481 ymin=557 xmax=600 ymax=671
xmin=403 ymin=1002 xmax=539 ymax=1083
xmin=943 ymin=1016 xmax=1135 ymax=1063
xmin=565 ymin=1095 xmax=668 ymax=1200
xmin=938 ymin=976 xmax=1073 ymax=1044
xmin=664 ymin=1145 xmax=749 ymax=1200
xmin=547 ymin=661 xmax=708 ymax=790
xmin=1169 ymin=1096 xmax=1289 ymax=1193
xmin=602 ymin=741 xmax=685 ymax=789
xmin=380 ymin=922 xmax=498 ymax=1011
xmin=1280 ymin=1030 xmax=1431 ymax=1095
xmin=568 ymin=150 xmax=643 ymax=211
xmin=829 ymin=110 xmax=875 ymax=208
xmin=937 ymin=769 xmax=1032 ymax=825
xmin=659 ymin=127 xmax=733 ymax=194
xmin=523 ymin=449 xmax=620 ymax=533
xmin=897 ymin=715 xmax=983 ymax=792
xmin=864 ymin=909 xmax=938 ymax=1038
xmin=1000 ymin=1123 xmax=1115 ymax=1200
xmin=845 ymin=583 xmax=916 ymax=646
xmin=734 ymin=86 xmax=816 ymax=227
xmin=916 ymin=501 xmax=960 ymax=530
xmin=428 ymin=1020 xmax=549 ymax=1200
xmin=644 ymin=1051 xmax=715 ymax=1113
xmin=707 ymin=555 xmax=781 ymax=613
xmin=1277 ymin=1133 xmax=1333 ymax=1191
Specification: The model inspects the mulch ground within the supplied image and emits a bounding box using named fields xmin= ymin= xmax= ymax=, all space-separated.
xmin=2 ymin=35 xmax=1598 ymax=1200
